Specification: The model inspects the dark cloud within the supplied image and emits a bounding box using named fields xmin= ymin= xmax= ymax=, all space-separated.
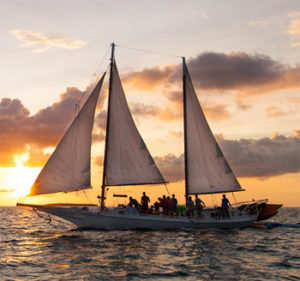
xmin=123 ymin=51 xmax=300 ymax=96
xmin=154 ymin=132 xmax=300 ymax=181
xmin=220 ymin=132 xmax=300 ymax=178
xmin=0 ymin=98 xmax=30 ymax=119
xmin=187 ymin=52 xmax=283 ymax=89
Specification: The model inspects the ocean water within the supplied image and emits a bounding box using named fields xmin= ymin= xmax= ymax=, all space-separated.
xmin=0 ymin=207 xmax=299 ymax=281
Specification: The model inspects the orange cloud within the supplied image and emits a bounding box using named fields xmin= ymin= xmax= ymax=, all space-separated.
xmin=266 ymin=106 xmax=287 ymax=119
xmin=286 ymin=17 xmax=300 ymax=47
xmin=123 ymin=65 xmax=174 ymax=91
xmin=168 ymin=130 xmax=183 ymax=138
xmin=203 ymin=104 xmax=232 ymax=120
xmin=10 ymin=30 xmax=87 ymax=52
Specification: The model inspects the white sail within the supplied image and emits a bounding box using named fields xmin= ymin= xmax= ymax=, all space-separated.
xmin=29 ymin=74 xmax=105 ymax=196
xmin=105 ymin=62 xmax=166 ymax=186
xmin=184 ymin=63 xmax=242 ymax=194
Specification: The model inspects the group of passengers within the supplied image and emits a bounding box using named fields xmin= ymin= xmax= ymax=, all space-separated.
xmin=128 ymin=192 xmax=231 ymax=218
xmin=128 ymin=192 xmax=178 ymax=215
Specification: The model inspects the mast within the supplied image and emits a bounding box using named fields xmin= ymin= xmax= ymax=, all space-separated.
xmin=182 ymin=57 xmax=189 ymax=208
xmin=100 ymin=42 xmax=115 ymax=210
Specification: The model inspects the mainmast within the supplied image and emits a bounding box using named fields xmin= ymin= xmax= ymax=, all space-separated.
xmin=182 ymin=57 xmax=189 ymax=208
xmin=100 ymin=42 xmax=115 ymax=210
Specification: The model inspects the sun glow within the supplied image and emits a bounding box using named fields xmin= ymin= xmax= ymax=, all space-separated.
xmin=4 ymin=153 xmax=40 ymax=197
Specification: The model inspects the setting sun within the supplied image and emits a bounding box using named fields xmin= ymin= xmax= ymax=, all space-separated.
xmin=4 ymin=153 xmax=40 ymax=198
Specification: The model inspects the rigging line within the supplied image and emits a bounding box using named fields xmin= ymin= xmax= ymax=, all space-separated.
xmin=53 ymin=47 xmax=110 ymax=148
xmin=75 ymin=46 xmax=110 ymax=118
xmin=164 ymin=183 xmax=170 ymax=196
xmin=232 ymin=192 xmax=237 ymax=204
xmin=91 ymin=45 xmax=111 ymax=81
xmin=116 ymin=43 xmax=182 ymax=59
xmin=176 ymin=106 xmax=183 ymax=185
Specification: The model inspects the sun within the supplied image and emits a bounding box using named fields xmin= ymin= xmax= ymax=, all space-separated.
xmin=5 ymin=153 xmax=41 ymax=198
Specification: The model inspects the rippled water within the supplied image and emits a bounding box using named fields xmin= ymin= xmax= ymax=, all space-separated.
xmin=0 ymin=207 xmax=299 ymax=281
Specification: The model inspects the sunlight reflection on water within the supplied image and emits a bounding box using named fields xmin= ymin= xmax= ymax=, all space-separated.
xmin=0 ymin=207 xmax=299 ymax=280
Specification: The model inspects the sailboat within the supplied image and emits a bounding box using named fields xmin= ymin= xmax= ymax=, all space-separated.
xmin=17 ymin=43 xmax=269 ymax=230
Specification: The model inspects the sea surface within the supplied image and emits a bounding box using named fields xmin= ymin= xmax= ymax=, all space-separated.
xmin=0 ymin=207 xmax=299 ymax=281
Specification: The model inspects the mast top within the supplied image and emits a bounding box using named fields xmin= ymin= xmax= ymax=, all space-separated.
xmin=182 ymin=57 xmax=186 ymax=76
xmin=110 ymin=42 xmax=115 ymax=62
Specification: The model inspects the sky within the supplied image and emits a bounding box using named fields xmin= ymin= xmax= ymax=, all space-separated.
xmin=0 ymin=0 xmax=299 ymax=207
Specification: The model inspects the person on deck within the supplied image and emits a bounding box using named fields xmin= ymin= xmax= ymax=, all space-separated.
xmin=167 ymin=196 xmax=174 ymax=215
xmin=128 ymin=197 xmax=139 ymax=210
xmin=141 ymin=192 xmax=150 ymax=213
xmin=161 ymin=195 xmax=168 ymax=215
xmin=186 ymin=196 xmax=194 ymax=217
xmin=172 ymin=194 xmax=178 ymax=215
xmin=154 ymin=201 xmax=160 ymax=215
xmin=195 ymin=194 xmax=206 ymax=217
xmin=221 ymin=194 xmax=231 ymax=217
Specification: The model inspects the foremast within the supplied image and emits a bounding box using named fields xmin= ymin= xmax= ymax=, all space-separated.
xmin=100 ymin=42 xmax=115 ymax=210
xmin=100 ymin=42 xmax=168 ymax=210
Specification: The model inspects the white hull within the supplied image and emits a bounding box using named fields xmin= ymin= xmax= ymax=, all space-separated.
xmin=37 ymin=206 xmax=258 ymax=230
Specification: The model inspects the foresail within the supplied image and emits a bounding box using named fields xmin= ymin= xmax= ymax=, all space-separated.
xmin=184 ymin=63 xmax=242 ymax=194
xmin=28 ymin=74 xmax=105 ymax=196
xmin=105 ymin=62 xmax=166 ymax=186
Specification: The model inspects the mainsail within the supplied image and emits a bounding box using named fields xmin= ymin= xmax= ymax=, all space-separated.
xmin=183 ymin=61 xmax=242 ymax=195
xmin=105 ymin=62 xmax=166 ymax=186
xmin=29 ymin=74 xmax=105 ymax=196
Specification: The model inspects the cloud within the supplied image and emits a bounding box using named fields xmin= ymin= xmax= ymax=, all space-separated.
xmin=123 ymin=52 xmax=300 ymax=97
xmin=154 ymin=132 xmax=300 ymax=181
xmin=123 ymin=65 xmax=174 ymax=91
xmin=203 ymin=104 xmax=232 ymax=120
xmin=0 ymin=87 xmax=91 ymax=166
xmin=289 ymin=97 xmax=300 ymax=104
xmin=219 ymin=132 xmax=300 ymax=178
xmin=129 ymin=102 xmax=181 ymax=121
xmin=130 ymin=102 xmax=160 ymax=117
xmin=1 ymin=49 xmax=299 ymax=169
xmin=287 ymin=11 xmax=300 ymax=18
xmin=2 ymin=87 xmax=298 ymax=180
xmin=286 ymin=18 xmax=300 ymax=47
xmin=10 ymin=30 xmax=87 ymax=52
xmin=168 ymin=130 xmax=183 ymax=138
xmin=186 ymin=52 xmax=300 ymax=94
xmin=265 ymin=106 xmax=287 ymax=119
xmin=126 ymin=92 xmax=231 ymax=121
